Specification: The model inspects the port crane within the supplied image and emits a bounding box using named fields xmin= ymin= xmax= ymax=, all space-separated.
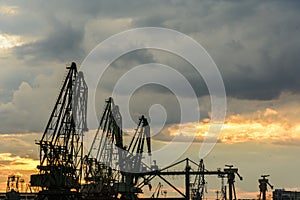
xmin=119 ymin=115 xmax=152 ymax=200
xmin=136 ymin=159 xmax=243 ymax=200
xmin=30 ymin=62 xmax=88 ymax=200
xmin=82 ymin=97 xmax=123 ymax=199
xmin=259 ymin=175 xmax=273 ymax=200
xmin=82 ymin=97 xmax=152 ymax=200
xmin=224 ymin=165 xmax=243 ymax=200
xmin=125 ymin=115 xmax=151 ymax=174
xmin=23 ymin=62 xmax=246 ymax=200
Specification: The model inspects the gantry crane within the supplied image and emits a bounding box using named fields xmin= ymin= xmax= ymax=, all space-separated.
xmin=82 ymin=97 xmax=123 ymax=199
xmin=224 ymin=165 xmax=243 ymax=200
xmin=126 ymin=115 xmax=151 ymax=174
xmin=30 ymin=62 xmax=88 ymax=200
xmin=81 ymin=97 xmax=151 ymax=199
xmin=136 ymin=158 xmax=243 ymax=200
xmin=118 ymin=115 xmax=152 ymax=200
xmin=259 ymin=175 xmax=273 ymax=200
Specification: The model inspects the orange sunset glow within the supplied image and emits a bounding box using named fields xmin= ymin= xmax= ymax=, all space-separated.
xmin=163 ymin=105 xmax=300 ymax=145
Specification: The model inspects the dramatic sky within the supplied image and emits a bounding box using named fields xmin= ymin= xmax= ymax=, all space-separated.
xmin=1 ymin=0 xmax=300 ymax=198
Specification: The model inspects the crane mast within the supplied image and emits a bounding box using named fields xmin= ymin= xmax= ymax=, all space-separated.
xmin=127 ymin=115 xmax=151 ymax=173
xmin=30 ymin=62 xmax=88 ymax=200
xmin=86 ymin=97 xmax=123 ymax=168
xmin=82 ymin=97 xmax=123 ymax=199
xmin=117 ymin=115 xmax=152 ymax=200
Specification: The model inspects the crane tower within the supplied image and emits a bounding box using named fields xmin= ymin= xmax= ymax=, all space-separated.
xmin=30 ymin=62 xmax=88 ymax=200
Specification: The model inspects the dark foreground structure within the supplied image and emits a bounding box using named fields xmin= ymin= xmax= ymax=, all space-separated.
xmin=2 ymin=63 xmax=246 ymax=200
xmin=273 ymin=189 xmax=300 ymax=200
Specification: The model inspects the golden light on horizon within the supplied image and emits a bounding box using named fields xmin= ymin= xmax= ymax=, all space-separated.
xmin=0 ymin=153 xmax=39 ymax=171
xmin=0 ymin=153 xmax=39 ymax=192
xmin=164 ymin=107 xmax=300 ymax=144
xmin=166 ymin=120 xmax=300 ymax=144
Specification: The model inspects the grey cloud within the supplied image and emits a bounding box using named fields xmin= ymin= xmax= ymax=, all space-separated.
xmin=2 ymin=0 xmax=300 ymax=133
xmin=14 ymin=22 xmax=85 ymax=63
xmin=93 ymin=49 xmax=210 ymax=127
xmin=96 ymin=49 xmax=208 ymax=96
xmin=0 ymin=61 xmax=68 ymax=133
xmin=95 ymin=49 xmax=157 ymax=99
xmin=0 ymin=134 xmax=40 ymax=159
xmin=85 ymin=0 xmax=300 ymax=101
xmin=191 ymin=0 xmax=300 ymax=100
xmin=7 ymin=0 xmax=300 ymax=101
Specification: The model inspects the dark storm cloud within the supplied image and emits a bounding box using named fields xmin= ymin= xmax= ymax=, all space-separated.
xmin=110 ymin=49 xmax=156 ymax=70
xmin=2 ymin=0 xmax=300 ymax=132
xmin=97 ymin=49 xmax=208 ymax=97
xmin=72 ymin=0 xmax=300 ymax=101
xmin=218 ymin=21 xmax=300 ymax=100
xmin=94 ymin=49 xmax=209 ymax=126
xmin=14 ymin=23 xmax=85 ymax=63
xmin=131 ymin=0 xmax=300 ymax=100
xmin=95 ymin=49 xmax=156 ymax=94
xmin=7 ymin=0 xmax=300 ymax=101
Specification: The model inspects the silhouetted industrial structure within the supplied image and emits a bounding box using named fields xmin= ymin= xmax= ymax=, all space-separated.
xmin=0 ymin=62 xmax=262 ymax=200
xmin=30 ymin=62 xmax=88 ymax=200
xmin=224 ymin=165 xmax=243 ymax=200
xmin=273 ymin=189 xmax=300 ymax=200
xmin=259 ymin=175 xmax=273 ymax=200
